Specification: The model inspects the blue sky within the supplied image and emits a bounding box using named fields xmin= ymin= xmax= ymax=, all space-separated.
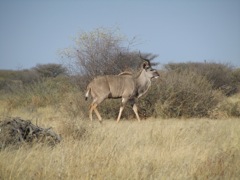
xmin=0 ymin=0 xmax=240 ymax=70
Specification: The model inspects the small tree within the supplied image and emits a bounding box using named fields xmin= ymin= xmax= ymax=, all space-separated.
xmin=33 ymin=63 xmax=67 ymax=78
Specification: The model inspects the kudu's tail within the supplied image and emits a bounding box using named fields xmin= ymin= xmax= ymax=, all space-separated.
xmin=85 ymin=86 xmax=91 ymax=101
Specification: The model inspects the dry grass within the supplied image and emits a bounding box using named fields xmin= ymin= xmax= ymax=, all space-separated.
xmin=0 ymin=104 xmax=240 ymax=179
xmin=210 ymin=93 xmax=240 ymax=118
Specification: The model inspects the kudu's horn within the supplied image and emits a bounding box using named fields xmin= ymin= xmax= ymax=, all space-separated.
xmin=139 ymin=51 xmax=150 ymax=65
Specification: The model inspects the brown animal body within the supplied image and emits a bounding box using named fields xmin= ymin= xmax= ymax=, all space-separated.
xmin=85 ymin=57 xmax=159 ymax=123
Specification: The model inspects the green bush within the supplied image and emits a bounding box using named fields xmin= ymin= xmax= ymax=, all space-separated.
xmin=154 ymin=70 xmax=222 ymax=118
xmin=165 ymin=62 xmax=238 ymax=96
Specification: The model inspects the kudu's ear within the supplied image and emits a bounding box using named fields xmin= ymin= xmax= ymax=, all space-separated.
xmin=142 ymin=61 xmax=150 ymax=69
xmin=139 ymin=51 xmax=151 ymax=69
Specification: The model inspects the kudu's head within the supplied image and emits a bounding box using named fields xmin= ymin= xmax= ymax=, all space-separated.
xmin=139 ymin=52 xmax=160 ymax=79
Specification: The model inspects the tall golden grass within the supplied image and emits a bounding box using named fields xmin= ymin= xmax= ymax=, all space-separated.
xmin=0 ymin=105 xmax=239 ymax=179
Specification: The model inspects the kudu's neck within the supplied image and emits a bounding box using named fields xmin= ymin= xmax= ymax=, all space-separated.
xmin=135 ymin=69 xmax=151 ymax=98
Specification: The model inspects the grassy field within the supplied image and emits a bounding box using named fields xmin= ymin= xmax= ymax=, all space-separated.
xmin=0 ymin=103 xmax=239 ymax=180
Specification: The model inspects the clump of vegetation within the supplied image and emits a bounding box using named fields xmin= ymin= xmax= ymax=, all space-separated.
xmin=154 ymin=70 xmax=222 ymax=118
xmin=0 ymin=63 xmax=67 ymax=93
xmin=5 ymin=76 xmax=72 ymax=111
xmin=210 ymin=94 xmax=240 ymax=118
xmin=0 ymin=117 xmax=61 ymax=149
xmin=33 ymin=63 xmax=67 ymax=78
xmin=165 ymin=62 xmax=239 ymax=96
xmin=58 ymin=117 xmax=91 ymax=140
xmin=61 ymin=91 xmax=89 ymax=119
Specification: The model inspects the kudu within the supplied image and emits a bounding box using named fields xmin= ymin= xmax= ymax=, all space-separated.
xmin=85 ymin=54 xmax=159 ymax=122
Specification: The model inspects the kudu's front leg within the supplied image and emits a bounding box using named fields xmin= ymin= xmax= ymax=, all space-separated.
xmin=116 ymin=98 xmax=128 ymax=123
xmin=116 ymin=106 xmax=124 ymax=123
xmin=133 ymin=104 xmax=141 ymax=122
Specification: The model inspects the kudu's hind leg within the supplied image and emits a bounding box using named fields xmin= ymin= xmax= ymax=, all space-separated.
xmin=89 ymin=96 xmax=105 ymax=122
xmin=89 ymin=103 xmax=95 ymax=122
xmin=93 ymin=106 xmax=102 ymax=122
xmin=89 ymin=103 xmax=102 ymax=122
xmin=128 ymin=99 xmax=141 ymax=122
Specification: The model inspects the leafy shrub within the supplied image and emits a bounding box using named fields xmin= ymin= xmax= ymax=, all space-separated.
xmin=165 ymin=62 xmax=238 ymax=96
xmin=154 ymin=70 xmax=222 ymax=118
xmin=137 ymin=82 xmax=160 ymax=118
